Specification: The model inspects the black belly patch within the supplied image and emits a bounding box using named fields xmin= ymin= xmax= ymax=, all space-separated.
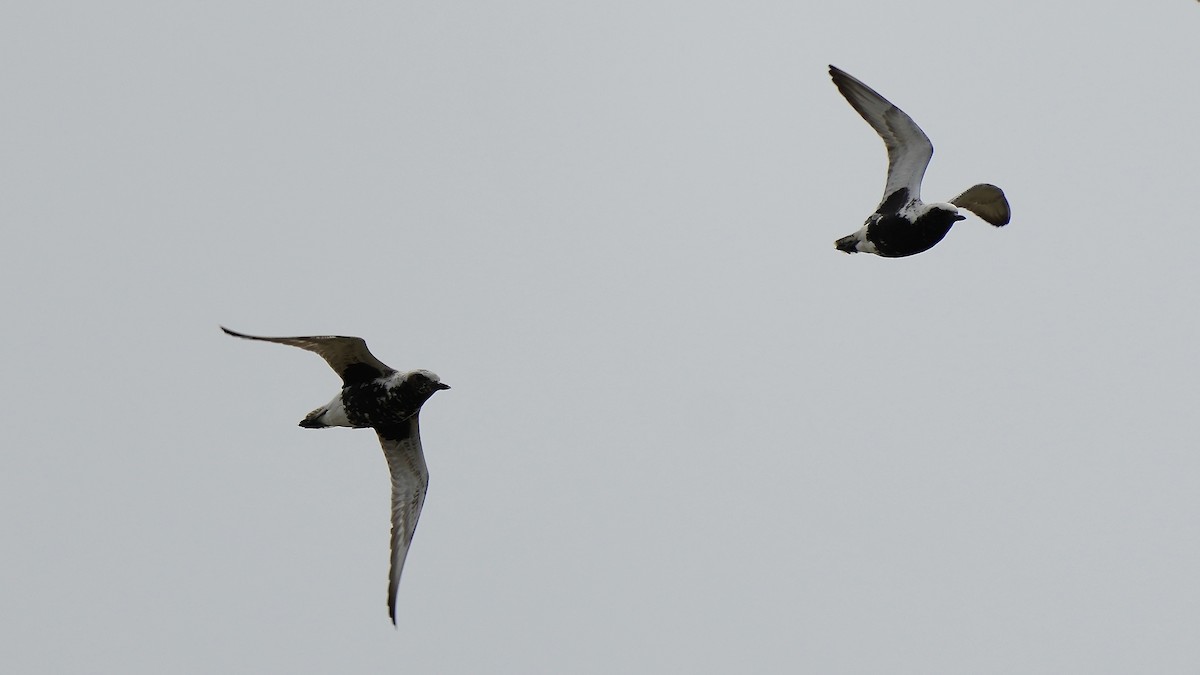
xmin=868 ymin=209 xmax=958 ymax=257
xmin=340 ymin=379 xmax=430 ymax=429
xmin=376 ymin=418 xmax=418 ymax=442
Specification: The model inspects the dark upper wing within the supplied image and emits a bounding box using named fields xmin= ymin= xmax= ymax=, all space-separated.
xmin=376 ymin=419 xmax=430 ymax=625
xmin=950 ymin=183 xmax=1011 ymax=227
xmin=830 ymin=65 xmax=934 ymax=210
xmin=220 ymin=327 xmax=395 ymax=386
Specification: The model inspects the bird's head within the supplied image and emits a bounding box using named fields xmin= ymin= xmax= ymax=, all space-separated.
xmin=404 ymin=370 xmax=451 ymax=403
xmin=920 ymin=202 xmax=966 ymax=223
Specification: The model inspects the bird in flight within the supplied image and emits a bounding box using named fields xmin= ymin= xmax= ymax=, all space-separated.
xmin=829 ymin=65 xmax=1010 ymax=257
xmin=221 ymin=326 xmax=450 ymax=624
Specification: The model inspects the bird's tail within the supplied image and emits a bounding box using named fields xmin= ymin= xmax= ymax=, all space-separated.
xmin=299 ymin=407 xmax=330 ymax=428
xmin=835 ymin=234 xmax=860 ymax=254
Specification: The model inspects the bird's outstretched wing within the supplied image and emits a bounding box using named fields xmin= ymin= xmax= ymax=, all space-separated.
xmin=221 ymin=327 xmax=395 ymax=386
xmin=830 ymin=65 xmax=934 ymax=212
xmin=950 ymin=183 xmax=1011 ymax=227
xmin=375 ymin=418 xmax=430 ymax=625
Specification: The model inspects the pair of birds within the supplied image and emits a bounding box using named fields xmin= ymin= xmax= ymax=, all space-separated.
xmin=224 ymin=65 xmax=1011 ymax=625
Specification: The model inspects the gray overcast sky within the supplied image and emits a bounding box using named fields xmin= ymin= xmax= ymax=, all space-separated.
xmin=3 ymin=1 xmax=1200 ymax=672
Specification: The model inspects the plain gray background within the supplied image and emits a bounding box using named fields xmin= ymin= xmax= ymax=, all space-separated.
xmin=3 ymin=1 xmax=1199 ymax=672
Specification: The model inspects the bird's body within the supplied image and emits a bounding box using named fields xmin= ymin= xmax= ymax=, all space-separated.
xmin=829 ymin=65 xmax=1010 ymax=257
xmin=836 ymin=189 xmax=965 ymax=257
xmin=300 ymin=369 xmax=446 ymax=431
xmin=221 ymin=326 xmax=449 ymax=625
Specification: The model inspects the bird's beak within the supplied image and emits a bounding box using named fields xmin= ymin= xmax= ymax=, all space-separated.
xmin=436 ymin=382 xmax=451 ymax=390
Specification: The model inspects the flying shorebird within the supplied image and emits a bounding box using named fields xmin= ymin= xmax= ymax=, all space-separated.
xmin=829 ymin=65 xmax=1010 ymax=257
xmin=221 ymin=326 xmax=450 ymax=625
